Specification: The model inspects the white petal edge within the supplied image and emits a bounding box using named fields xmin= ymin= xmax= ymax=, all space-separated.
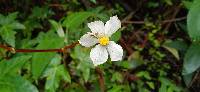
xmin=79 ymin=33 xmax=98 ymax=47
xmin=105 ymin=16 xmax=121 ymax=37
xmin=88 ymin=21 xmax=105 ymax=34
xmin=90 ymin=44 xmax=108 ymax=66
xmin=107 ymin=41 xmax=123 ymax=61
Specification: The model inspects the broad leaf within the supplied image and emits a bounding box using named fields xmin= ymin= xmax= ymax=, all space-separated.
xmin=31 ymin=32 xmax=64 ymax=79
xmin=183 ymin=73 xmax=194 ymax=87
xmin=183 ymin=43 xmax=200 ymax=75
xmin=0 ymin=55 xmax=31 ymax=77
xmin=0 ymin=75 xmax=38 ymax=92
xmin=187 ymin=0 xmax=200 ymax=40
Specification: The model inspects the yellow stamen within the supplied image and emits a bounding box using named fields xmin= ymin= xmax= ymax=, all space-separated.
xmin=99 ymin=37 xmax=109 ymax=45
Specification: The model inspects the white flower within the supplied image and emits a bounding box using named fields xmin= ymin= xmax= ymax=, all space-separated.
xmin=79 ymin=16 xmax=123 ymax=66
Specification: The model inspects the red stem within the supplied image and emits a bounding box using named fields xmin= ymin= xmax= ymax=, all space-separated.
xmin=0 ymin=41 xmax=79 ymax=53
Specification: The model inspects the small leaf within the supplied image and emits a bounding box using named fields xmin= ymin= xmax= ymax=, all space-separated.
xmin=136 ymin=71 xmax=151 ymax=80
xmin=49 ymin=20 xmax=65 ymax=37
xmin=107 ymin=85 xmax=123 ymax=92
xmin=146 ymin=82 xmax=155 ymax=89
xmin=164 ymin=40 xmax=188 ymax=52
xmin=9 ymin=22 xmax=26 ymax=29
xmin=57 ymin=65 xmax=71 ymax=83
xmin=89 ymin=0 xmax=96 ymax=4
xmin=7 ymin=12 xmax=18 ymax=21
xmin=164 ymin=0 xmax=173 ymax=5
xmin=63 ymin=12 xmax=94 ymax=30
xmin=182 ymin=0 xmax=193 ymax=9
xmin=0 ymin=27 xmax=16 ymax=47
xmin=111 ymin=72 xmax=123 ymax=83
xmin=162 ymin=45 xmax=180 ymax=60
xmin=110 ymin=31 xmax=121 ymax=42
xmin=0 ymin=14 xmax=5 ymax=25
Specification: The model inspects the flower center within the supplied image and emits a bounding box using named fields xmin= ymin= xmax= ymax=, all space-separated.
xmin=99 ymin=36 xmax=109 ymax=46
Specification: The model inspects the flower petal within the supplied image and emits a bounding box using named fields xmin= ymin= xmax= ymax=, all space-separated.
xmin=88 ymin=21 xmax=105 ymax=34
xmin=90 ymin=44 xmax=108 ymax=66
xmin=79 ymin=33 xmax=98 ymax=47
xmin=107 ymin=41 xmax=123 ymax=61
xmin=105 ymin=16 xmax=121 ymax=37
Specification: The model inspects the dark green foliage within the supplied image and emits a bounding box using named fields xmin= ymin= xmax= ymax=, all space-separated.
xmin=0 ymin=0 xmax=199 ymax=92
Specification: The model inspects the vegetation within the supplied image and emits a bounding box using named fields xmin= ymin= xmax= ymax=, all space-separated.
xmin=0 ymin=0 xmax=200 ymax=92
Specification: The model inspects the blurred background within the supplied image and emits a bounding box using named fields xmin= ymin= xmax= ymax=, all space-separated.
xmin=0 ymin=0 xmax=199 ymax=92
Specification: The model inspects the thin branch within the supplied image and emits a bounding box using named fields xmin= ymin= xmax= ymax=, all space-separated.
xmin=162 ymin=16 xmax=186 ymax=24
xmin=122 ymin=16 xmax=186 ymax=24
xmin=95 ymin=67 xmax=105 ymax=92
xmin=163 ymin=4 xmax=182 ymax=31
xmin=48 ymin=4 xmax=65 ymax=7
xmin=122 ymin=20 xmax=145 ymax=24
xmin=0 ymin=41 xmax=79 ymax=53
xmin=189 ymin=71 xmax=200 ymax=87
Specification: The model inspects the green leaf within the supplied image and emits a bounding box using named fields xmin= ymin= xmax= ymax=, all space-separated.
xmin=44 ymin=55 xmax=71 ymax=92
xmin=31 ymin=32 xmax=64 ymax=79
xmin=146 ymin=82 xmax=155 ymax=89
xmin=45 ymin=67 xmax=58 ymax=92
xmin=159 ymin=77 xmax=182 ymax=92
xmin=0 ymin=75 xmax=38 ymax=92
xmin=136 ymin=71 xmax=151 ymax=80
xmin=110 ymin=31 xmax=121 ymax=42
xmin=89 ymin=0 xmax=96 ymax=4
xmin=162 ymin=45 xmax=180 ymax=60
xmin=183 ymin=73 xmax=194 ymax=87
xmin=57 ymin=65 xmax=71 ymax=83
xmin=187 ymin=0 xmax=200 ymax=40
xmin=9 ymin=22 xmax=26 ymax=30
xmin=183 ymin=43 xmax=200 ymax=75
xmin=164 ymin=40 xmax=188 ymax=52
xmin=159 ymin=84 xmax=167 ymax=92
xmin=0 ymin=55 xmax=32 ymax=77
xmin=182 ymin=0 xmax=193 ymax=9
xmin=63 ymin=12 xmax=94 ymax=30
xmin=7 ymin=12 xmax=18 ymax=21
xmin=111 ymin=72 xmax=123 ymax=83
xmin=108 ymin=85 xmax=123 ymax=92
xmin=116 ymin=51 xmax=144 ymax=69
xmin=30 ymin=6 xmax=53 ymax=19
xmin=0 ymin=14 xmax=5 ymax=25
xmin=0 ymin=12 xmax=25 ymax=47
xmin=0 ymin=27 xmax=16 ymax=47
xmin=164 ymin=0 xmax=173 ymax=5
xmin=49 ymin=20 xmax=65 ymax=37
xmin=72 ymin=46 xmax=93 ymax=82
xmin=43 ymin=55 xmax=61 ymax=92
